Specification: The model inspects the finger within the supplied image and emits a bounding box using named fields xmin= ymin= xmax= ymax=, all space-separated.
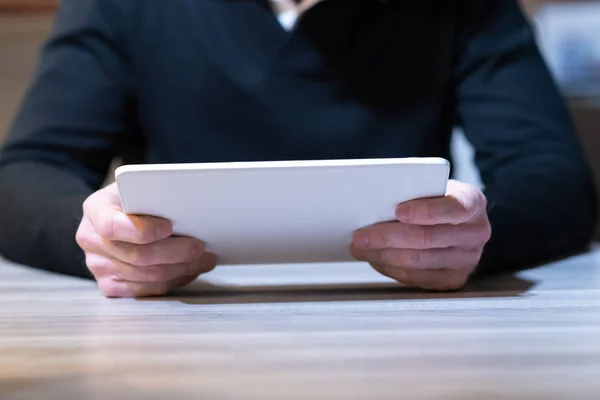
xmin=99 ymin=183 xmax=124 ymax=207
xmin=106 ymin=236 xmax=205 ymax=267
xmin=353 ymin=221 xmax=490 ymax=250
xmin=371 ymin=264 xmax=468 ymax=292
xmin=83 ymin=184 xmax=173 ymax=244
xmin=87 ymin=206 xmax=172 ymax=245
xmin=97 ymin=273 xmax=201 ymax=298
xmin=351 ymin=247 xmax=481 ymax=271
xmin=395 ymin=180 xmax=487 ymax=226
xmin=86 ymin=252 xmax=217 ymax=283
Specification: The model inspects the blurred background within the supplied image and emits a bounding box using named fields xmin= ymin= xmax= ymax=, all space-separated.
xmin=1 ymin=0 xmax=599 ymax=236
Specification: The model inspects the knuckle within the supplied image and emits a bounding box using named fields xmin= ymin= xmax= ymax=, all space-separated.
xmin=422 ymin=204 xmax=432 ymax=221
xmin=421 ymin=228 xmax=430 ymax=248
xmin=466 ymin=189 xmax=487 ymax=221
xmin=481 ymin=221 xmax=492 ymax=243
xmin=460 ymin=202 xmax=471 ymax=219
xmin=449 ymin=225 xmax=464 ymax=247
xmin=401 ymin=250 xmax=420 ymax=268
xmin=82 ymin=195 xmax=96 ymax=215
xmin=470 ymin=220 xmax=492 ymax=246
xmin=409 ymin=225 xmax=429 ymax=248
xmin=75 ymin=227 xmax=92 ymax=250
xmin=476 ymin=190 xmax=488 ymax=210
xmin=96 ymin=214 xmax=117 ymax=239
xmin=81 ymin=200 xmax=90 ymax=217
xmin=370 ymin=227 xmax=389 ymax=249
xmin=453 ymin=197 xmax=470 ymax=220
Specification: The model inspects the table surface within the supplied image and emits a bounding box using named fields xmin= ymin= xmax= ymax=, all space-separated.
xmin=2 ymin=250 xmax=600 ymax=400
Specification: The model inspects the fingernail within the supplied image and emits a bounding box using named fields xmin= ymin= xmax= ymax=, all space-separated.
xmin=396 ymin=204 xmax=412 ymax=221
xmin=354 ymin=230 xmax=371 ymax=248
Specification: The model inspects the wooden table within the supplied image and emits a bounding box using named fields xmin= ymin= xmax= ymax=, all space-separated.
xmin=2 ymin=250 xmax=600 ymax=400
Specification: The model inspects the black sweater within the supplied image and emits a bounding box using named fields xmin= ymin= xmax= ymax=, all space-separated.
xmin=0 ymin=0 xmax=596 ymax=278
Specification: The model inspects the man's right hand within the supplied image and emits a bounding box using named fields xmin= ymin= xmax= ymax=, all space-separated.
xmin=76 ymin=183 xmax=217 ymax=298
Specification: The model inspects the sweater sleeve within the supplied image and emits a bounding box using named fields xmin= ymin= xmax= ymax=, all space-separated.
xmin=0 ymin=0 xmax=136 ymax=278
xmin=453 ymin=0 xmax=598 ymax=275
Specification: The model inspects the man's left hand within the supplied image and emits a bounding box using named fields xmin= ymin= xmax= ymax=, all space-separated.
xmin=351 ymin=180 xmax=492 ymax=291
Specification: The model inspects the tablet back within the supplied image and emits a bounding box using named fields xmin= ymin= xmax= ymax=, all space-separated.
xmin=116 ymin=158 xmax=450 ymax=265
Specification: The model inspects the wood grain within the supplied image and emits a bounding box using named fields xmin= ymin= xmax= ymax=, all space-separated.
xmin=2 ymin=249 xmax=600 ymax=399
xmin=2 ymin=8 xmax=600 ymax=399
xmin=0 ymin=0 xmax=58 ymax=12
xmin=0 ymin=14 xmax=54 ymax=144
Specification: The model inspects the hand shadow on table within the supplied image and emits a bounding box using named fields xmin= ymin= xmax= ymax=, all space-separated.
xmin=141 ymin=273 xmax=538 ymax=306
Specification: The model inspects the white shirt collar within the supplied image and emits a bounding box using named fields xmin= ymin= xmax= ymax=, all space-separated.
xmin=269 ymin=0 xmax=325 ymax=31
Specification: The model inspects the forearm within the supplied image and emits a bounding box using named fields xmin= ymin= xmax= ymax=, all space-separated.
xmin=476 ymin=153 xmax=597 ymax=275
xmin=451 ymin=0 xmax=598 ymax=274
xmin=0 ymin=0 xmax=135 ymax=278
xmin=0 ymin=162 xmax=93 ymax=278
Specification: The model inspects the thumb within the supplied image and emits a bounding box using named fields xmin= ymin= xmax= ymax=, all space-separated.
xmin=83 ymin=183 xmax=172 ymax=244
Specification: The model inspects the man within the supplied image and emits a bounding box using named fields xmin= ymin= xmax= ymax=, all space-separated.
xmin=0 ymin=0 xmax=596 ymax=298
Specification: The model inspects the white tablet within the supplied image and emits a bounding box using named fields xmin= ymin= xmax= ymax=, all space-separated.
xmin=115 ymin=157 xmax=450 ymax=265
